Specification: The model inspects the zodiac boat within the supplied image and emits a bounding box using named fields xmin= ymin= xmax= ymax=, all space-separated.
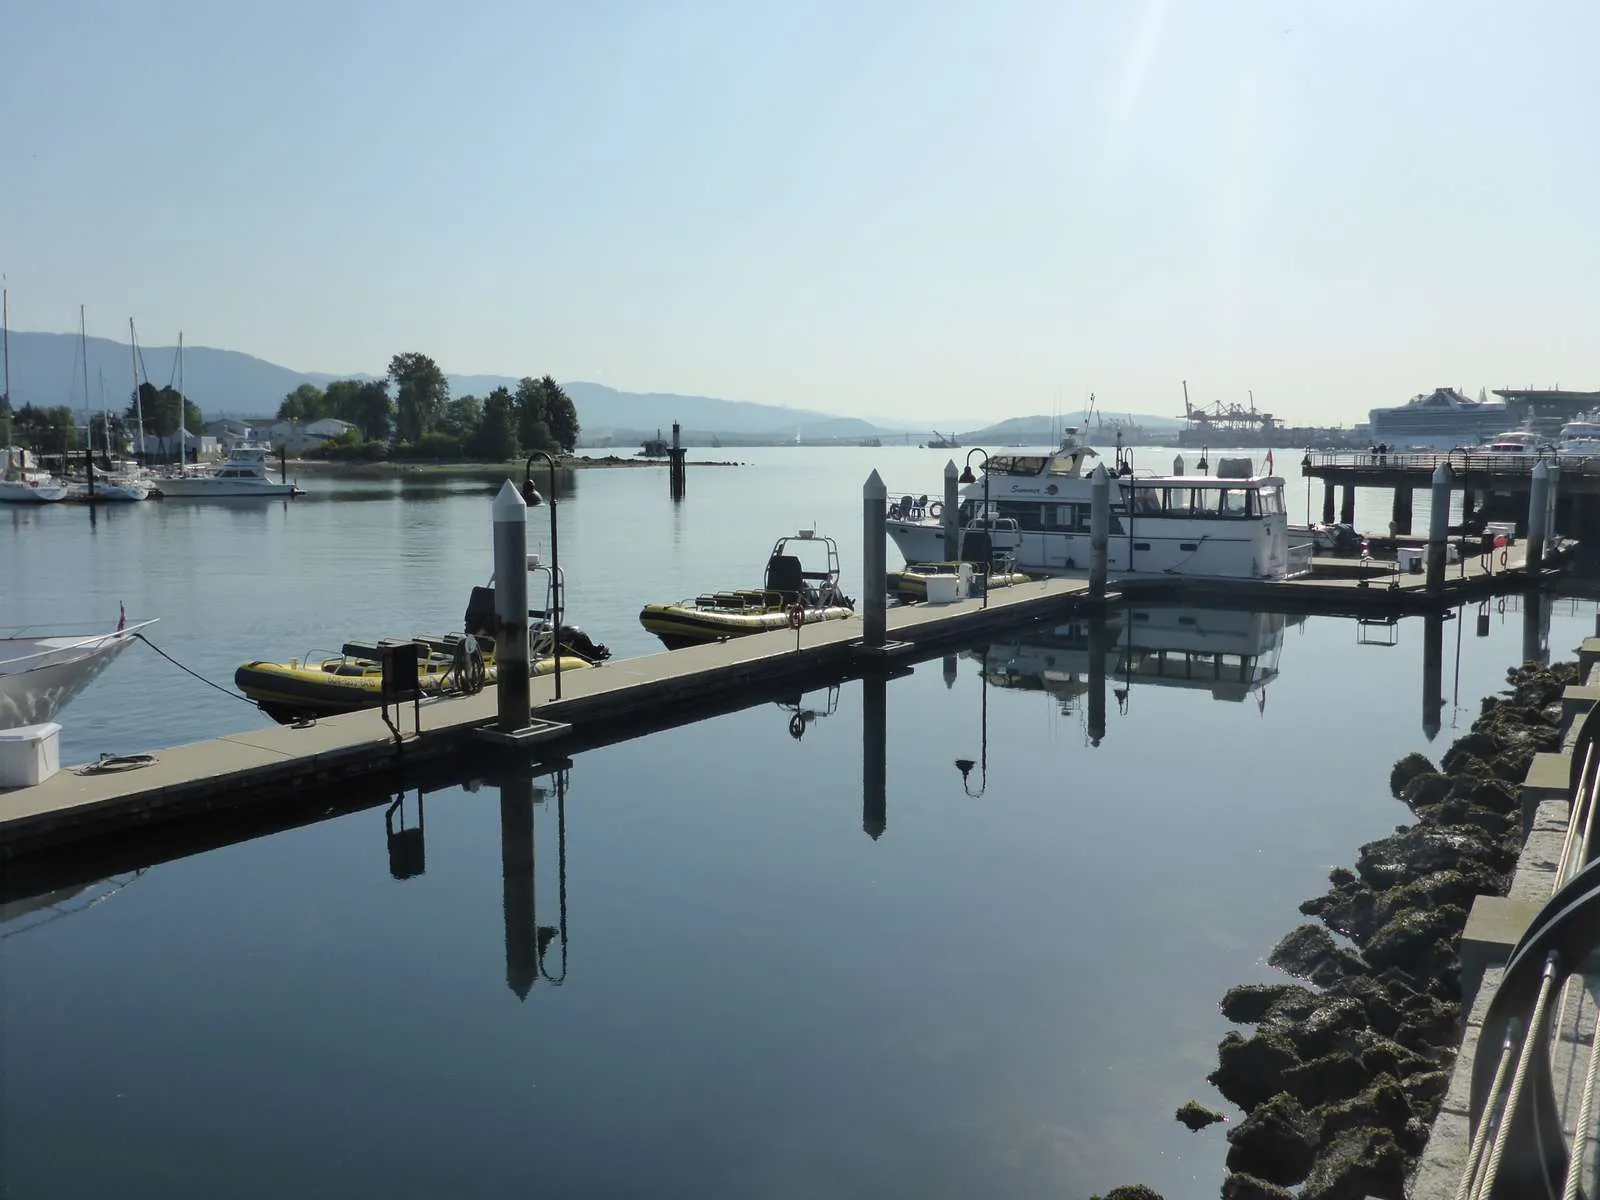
xmin=237 ymin=560 xmax=609 ymax=722
xmin=640 ymin=529 xmax=855 ymax=650
xmin=886 ymin=561 xmax=1030 ymax=602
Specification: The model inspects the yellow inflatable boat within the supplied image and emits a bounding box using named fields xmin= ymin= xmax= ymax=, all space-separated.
xmin=239 ymin=569 xmax=610 ymax=722
xmin=641 ymin=530 xmax=855 ymax=650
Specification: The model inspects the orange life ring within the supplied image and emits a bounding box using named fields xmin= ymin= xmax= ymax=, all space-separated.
xmin=787 ymin=605 xmax=806 ymax=631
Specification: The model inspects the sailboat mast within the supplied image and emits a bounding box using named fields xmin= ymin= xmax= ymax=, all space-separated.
xmin=177 ymin=332 xmax=185 ymax=466
xmin=2 ymin=287 xmax=10 ymax=468
xmin=100 ymin=369 xmax=111 ymax=459
xmin=129 ymin=318 xmax=146 ymax=458
xmin=80 ymin=305 xmax=90 ymax=449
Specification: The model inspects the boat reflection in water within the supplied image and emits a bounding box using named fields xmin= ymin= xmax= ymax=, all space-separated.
xmin=970 ymin=605 xmax=1303 ymax=724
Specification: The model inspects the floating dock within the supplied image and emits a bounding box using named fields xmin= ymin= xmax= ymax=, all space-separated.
xmin=0 ymin=577 xmax=1095 ymax=859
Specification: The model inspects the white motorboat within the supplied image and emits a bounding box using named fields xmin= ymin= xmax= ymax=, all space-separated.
xmin=158 ymin=445 xmax=299 ymax=498
xmin=1559 ymin=411 xmax=1600 ymax=457
xmin=886 ymin=430 xmax=1310 ymax=581
xmin=67 ymin=477 xmax=150 ymax=503
xmin=0 ymin=615 xmax=157 ymax=729
xmin=1479 ymin=430 xmax=1553 ymax=456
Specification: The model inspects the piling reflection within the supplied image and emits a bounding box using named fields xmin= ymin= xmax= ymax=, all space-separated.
xmin=1422 ymin=612 xmax=1446 ymax=741
xmin=498 ymin=767 xmax=569 ymax=1000
xmin=862 ymin=673 xmax=886 ymax=840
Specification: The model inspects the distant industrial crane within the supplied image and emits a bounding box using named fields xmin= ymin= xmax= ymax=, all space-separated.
xmin=1178 ymin=380 xmax=1282 ymax=435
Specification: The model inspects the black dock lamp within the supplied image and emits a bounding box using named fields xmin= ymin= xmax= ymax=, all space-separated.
xmin=521 ymin=451 xmax=563 ymax=700
xmin=959 ymin=448 xmax=992 ymax=608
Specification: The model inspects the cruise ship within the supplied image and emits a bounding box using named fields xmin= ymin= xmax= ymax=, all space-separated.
xmin=1367 ymin=388 xmax=1511 ymax=448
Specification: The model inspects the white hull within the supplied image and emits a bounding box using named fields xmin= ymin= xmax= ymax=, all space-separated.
xmin=158 ymin=477 xmax=297 ymax=498
xmin=69 ymin=479 xmax=150 ymax=502
xmin=0 ymin=621 xmax=154 ymax=729
xmin=889 ymin=513 xmax=1305 ymax=580
xmin=0 ymin=478 xmax=69 ymax=504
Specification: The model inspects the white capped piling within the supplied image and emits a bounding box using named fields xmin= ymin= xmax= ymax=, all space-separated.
xmin=1545 ymin=462 xmax=1560 ymax=545
xmin=943 ymin=459 xmax=960 ymax=561
xmin=1089 ymin=463 xmax=1110 ymax=598
xmin=492 ymin=480 xmax=532 ymax=732
xmin=863 ymin=470 xmax=887 ymax=647
xmin=1526 ymin=459 xmax=1551 ymax=571
xmin=1172 ymin=455 xmax=1185 ymax=477
xmin=1426 ymin=462 xmax=1451 ymax=593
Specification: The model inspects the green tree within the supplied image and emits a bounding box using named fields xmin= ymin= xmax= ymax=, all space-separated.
xmin=325 ymin=379 xmax=394 ymax=441
xmin=11 ymin=404 xmax=77 ymax=452
xmin=277 ymin=383 xmax=329 ymax=422
xmin=537 ymin=376 xmax=580 ymax=452
xmin=88 ymin=413 xmax=131 ymax=456
xmin=513 ymin=376 xmax=546 ymax=451
xmin=474 ymin=387 xmax=519 ymax=461
xmin=126 ymin=382 xmax=202 ymax=439
xmin=438 ymin=394 xmax=483 ymax=439
xmin=389 ymin=352 xmax=448 ymax=443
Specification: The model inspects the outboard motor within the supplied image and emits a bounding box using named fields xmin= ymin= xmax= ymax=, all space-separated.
xmin=464 ymin=586 xmax=498 ymax=640
xmin=558 ymin=625 xmax=611 ymax=663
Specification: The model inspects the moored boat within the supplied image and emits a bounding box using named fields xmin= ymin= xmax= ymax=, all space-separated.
xmin=640 ymin=529 xmax=855 ymax=650
xmin=887 ymin=561 xmax=1029 ymax=601
xmin=238 ymin=562 xmax=609 ymax=722
xmin=887 ymin=431 xmax=1309 ymax=581
xmin=0 ymin=612 xmax=156 ymax=730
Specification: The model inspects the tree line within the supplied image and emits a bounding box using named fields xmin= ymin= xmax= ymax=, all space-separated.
xmin=1 ymin=380 xmax=202 ymax=456
xmin=277 ymin=353 xmax=580 ymax=462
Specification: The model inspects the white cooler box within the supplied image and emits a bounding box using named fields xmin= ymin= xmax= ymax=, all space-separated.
xmin=0 ymin=722 xmax=62 ymax=788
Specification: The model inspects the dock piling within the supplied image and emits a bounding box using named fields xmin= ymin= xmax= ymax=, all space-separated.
xmin=1426 ymin=462 xmax=1451 ymax=594
xmin=668 ymin=421 xmax=687 ymax=501
xmin=943 ymin=459 xmax=959 ymax=562
xmin=863 ymin=470 xmax=887 ymax=648
xmin=1322 ymin=480 xmax=1335 ymax=524
xmin=1392 ymin=486 xmax=1413 ymax=535
xmin=492 ymin=481 xmax=532 ymax=732
xmin=1340 ymin=483 xmax=1356 ymax=526
xmin=1526 ymin=460 xmax=1551 ymax=570
xmin=1089 ymin=464 xmax=1109 ymax=599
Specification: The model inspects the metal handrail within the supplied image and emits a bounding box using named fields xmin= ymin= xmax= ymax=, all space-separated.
xmin=1464 ymin=767 xmax=1600 ymax=1196
xmin=1308 ymin=451 xmax=1600 ymax=475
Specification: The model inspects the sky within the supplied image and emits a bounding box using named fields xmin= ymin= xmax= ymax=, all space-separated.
xmin=2 ymin=0 xmax=1595 ymax=426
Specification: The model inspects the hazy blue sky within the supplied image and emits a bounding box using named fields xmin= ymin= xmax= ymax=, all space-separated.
xmin=2 ymin=0 xmax=1594 ymax=424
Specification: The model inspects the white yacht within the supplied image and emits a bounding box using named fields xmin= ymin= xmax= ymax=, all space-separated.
xmin=157 ymin=445 xmax=300 ymax=498
xmin=1479 ymin=430 xmax=1553 ymax=456
xmin=886 ymin=432 xmax=1310 ymax=581
xmin=0 ymin=449 xmax=69 ymax=504
xmin=1559 ymin=412 xmax=1600 ymax=457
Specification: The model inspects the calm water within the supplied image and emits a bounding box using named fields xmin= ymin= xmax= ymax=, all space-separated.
xmin=0 ymin=448 xmax=1588 ymax=1198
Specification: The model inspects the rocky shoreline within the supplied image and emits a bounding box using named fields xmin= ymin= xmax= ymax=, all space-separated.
xmin=1154 ymin=658 xmax=1579 ymax=1200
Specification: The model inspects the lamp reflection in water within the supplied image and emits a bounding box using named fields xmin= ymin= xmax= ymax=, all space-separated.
xmin=958 ymin=448 xmax=991 ymax=609
xmin=500 ymin=765 xmax=571 ymax=1000
xmin=954 ymin=649 xmax=989 ymax=797
xmin=521 ymin=451 xmax=563 ymax=700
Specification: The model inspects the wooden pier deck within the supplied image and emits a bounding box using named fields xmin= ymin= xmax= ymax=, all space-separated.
xmin=0 ymin=576 xmax=1096 ymax=858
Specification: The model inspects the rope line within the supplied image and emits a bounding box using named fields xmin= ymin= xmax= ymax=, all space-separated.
xmin=132 ymin=632 xmax=258 ymax=708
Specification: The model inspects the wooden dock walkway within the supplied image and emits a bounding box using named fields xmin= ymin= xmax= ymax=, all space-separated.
xmin=0 ymin=576 xmax=1095 ymax=858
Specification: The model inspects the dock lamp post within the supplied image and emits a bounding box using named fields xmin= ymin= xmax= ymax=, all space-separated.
xmin=958 ymin=448 xmax=991 ymax=608
xmin=521 ymin=451 xmax=563 ymax=700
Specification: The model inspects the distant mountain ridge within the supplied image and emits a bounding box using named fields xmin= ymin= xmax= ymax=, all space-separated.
xmin=0 ymin=330 xmax=920 ymax=439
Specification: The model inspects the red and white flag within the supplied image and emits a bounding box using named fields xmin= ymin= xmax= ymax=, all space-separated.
xmin=117 ymin=602 xmax=126 ymax=632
